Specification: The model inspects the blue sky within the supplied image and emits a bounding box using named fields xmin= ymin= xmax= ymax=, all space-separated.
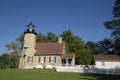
xmin=0 ymin=0 xmax=114 ymax=54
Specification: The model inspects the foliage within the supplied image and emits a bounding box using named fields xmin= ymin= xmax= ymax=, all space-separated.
xmin=36 ymin=33 xmax=47 ymax=43
xmin=103 ymin=0 xmax=120 ymax=56
xmin=0 ymin=53 xmax=10 ymax=68
xmin=16 ymin=34 xmax=24 ymax=44
xmin=96 ymin=38 xmax=113 ymax=55
xmin=0 ymin=52 xmax=19 ymax=68
xmin=60 ymin=29 xmax=74 ymax=52
xmin=61 ymin=29 xmax=93 ymax=65
xmin=5 ymin=42 xmax=19 ymax=52
xmin=86 ymin=41 xmax=97 ymax=54
xmin=113 ymin=0 xmax=120 ymax=17
xmin=86 ymin=38 xmax=115 ymax=55
xmin=10 ymin=51 xmax=20 ymax=68
xmin=114 ymin=38 xmax=120 ymax=55
xmin=46 ymin=32 xmax=57 ymax=42
xmin=16 ymin=34 xmax=24 ymax=54
xmin=4 ymin=42 xmax=20 ymax=68
xmin=75 ymin=48 xmax=93 ymax=64
xmin=104 ymin=0 xmax=120 ymax=38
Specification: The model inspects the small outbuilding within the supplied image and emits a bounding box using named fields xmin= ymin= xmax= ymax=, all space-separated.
xmin=94 ymin=55 xmax=120 ymax=69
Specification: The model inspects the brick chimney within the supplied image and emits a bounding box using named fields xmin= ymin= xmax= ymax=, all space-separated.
xmin=58 ymin=36 xmax=62 ymax=43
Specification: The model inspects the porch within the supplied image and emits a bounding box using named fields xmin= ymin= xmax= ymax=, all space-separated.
xmin=60 ymin=53 xmax=75 ymax=66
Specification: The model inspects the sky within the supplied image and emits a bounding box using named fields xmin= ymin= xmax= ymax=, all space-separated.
xmin=0 ymin=0 xmax=114 ymax=54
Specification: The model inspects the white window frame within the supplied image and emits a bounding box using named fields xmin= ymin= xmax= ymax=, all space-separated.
xmin=28 ymin=56 xmax=33 ymax=63
xmin=39 ymin=56 xmax=45 ymax=63
xmin=49 ymin=56 xmax=56 ymax=63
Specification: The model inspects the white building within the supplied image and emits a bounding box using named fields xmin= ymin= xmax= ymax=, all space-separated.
xmin=94 ymin=55 xmax=120 ymax=69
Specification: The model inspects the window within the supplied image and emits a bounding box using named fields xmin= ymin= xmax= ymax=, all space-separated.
xmin=39 ymin=56 xmax=45 ymax=63
xmin=28 ymin=56 xmax=33 ymax=63
xmin=62 ymin=59 xmax=66 ymax=64
xmin=68 ymin=59 xmax=72 ymax=64
xmin=62 ymin=59 xmax=72 ymax=64
xmin=24 ymin=44 xmax=28 ymax=49
xmin=49 ymin=56 xmax=56 ymax=63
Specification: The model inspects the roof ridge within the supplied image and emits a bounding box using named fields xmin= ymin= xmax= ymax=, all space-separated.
xmin=36 ymin=42 xmax=64 ymax=44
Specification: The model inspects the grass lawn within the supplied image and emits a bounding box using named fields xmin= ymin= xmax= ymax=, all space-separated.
xmin=0 ymin=69 xmax=120 ymax=80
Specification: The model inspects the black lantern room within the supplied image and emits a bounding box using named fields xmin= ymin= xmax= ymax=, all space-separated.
xmin=24 ymin=22 xmax=37 ymax=35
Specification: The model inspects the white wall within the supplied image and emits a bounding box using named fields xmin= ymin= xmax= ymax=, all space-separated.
xmin=95 ymin=61 xmax=120 ymax=69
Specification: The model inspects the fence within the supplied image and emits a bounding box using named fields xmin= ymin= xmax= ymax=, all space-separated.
xmin=56 ymin=65 xmax=120 ymax=75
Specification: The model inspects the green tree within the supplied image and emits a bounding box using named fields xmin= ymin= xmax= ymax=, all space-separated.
xmin=104 ymin=0 xmax=120 ymax=39
xmin=36 ymin=33 xmax=47 ymax=43
xmin=10 ymin=51 xmax=20 ymax=68
xmin=5 ymin=42 xmax=20 ymax=68
xmin=46 ymin=32 xmax=57 ymax=42
xmin=96 ymin=38 xmax=112 ymax=55
xmin=114 ymin=38 xmax=120 ymax=55
xmin=76 ymin=48 xmax=93 ymax=65
xmin=61 ymin=29 xmax=93 ymax=65
xmin=104 ymin=0 xmax=120 ymax=56
xmin=0 ymin=53 xmax=10 ymax=69
xmin=86 ymin=41 xmax=97 ymax=54
xmin=16 ymin=34 xmax=24 ymax=44
xmin=16 ymin=34 xmax=24 ymax=54
xmin=6 ymin=42 xmax=19 ymax=52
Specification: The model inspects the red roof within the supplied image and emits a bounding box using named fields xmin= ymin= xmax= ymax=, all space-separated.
xmin=94 ymin=55 xmax=120 ymax=61
xmin=61 ymin=53 xmax=74 ymax=58
xmin=35 ymin=42 xmax=64 ymax=55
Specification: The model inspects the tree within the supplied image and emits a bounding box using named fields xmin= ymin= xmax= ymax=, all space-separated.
xmin=61 ymin=29 xmax=93 ymax=65
xmin=104 ymin=0 xmax=120 ymax=56
xmin=46 ymin=32 xmax=57 ymax=42
xmin=16 ymin=34 xmax=24 ymax=54
xmin=96 ymin=38 xmax=113 ymax=55
xmin=61 ymin=29 xmax=74 ymax=52
xmin=36 ymin=33 xmax=46 ymax=43
xmin=5 ymin=42 xmax=20 ymax=68
xmin=86 ymin=41 xmax=97 ymax=54
xmin=76 ymin=48 xmax=93 ymax=65
xmin=10 ymin=51 xmax=20 ymax=68
xmin=6 ymin=42 xmax=18 ymax=52
xmin=16 ymin=34 xmax=24 ymax=44
xmin=0 ymin=53 xmax=10 ymax=69
xmin=114 ymin=38 xmax=120 ymax=55
xmin=104 ymin=0 xmax=120 ymax=39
